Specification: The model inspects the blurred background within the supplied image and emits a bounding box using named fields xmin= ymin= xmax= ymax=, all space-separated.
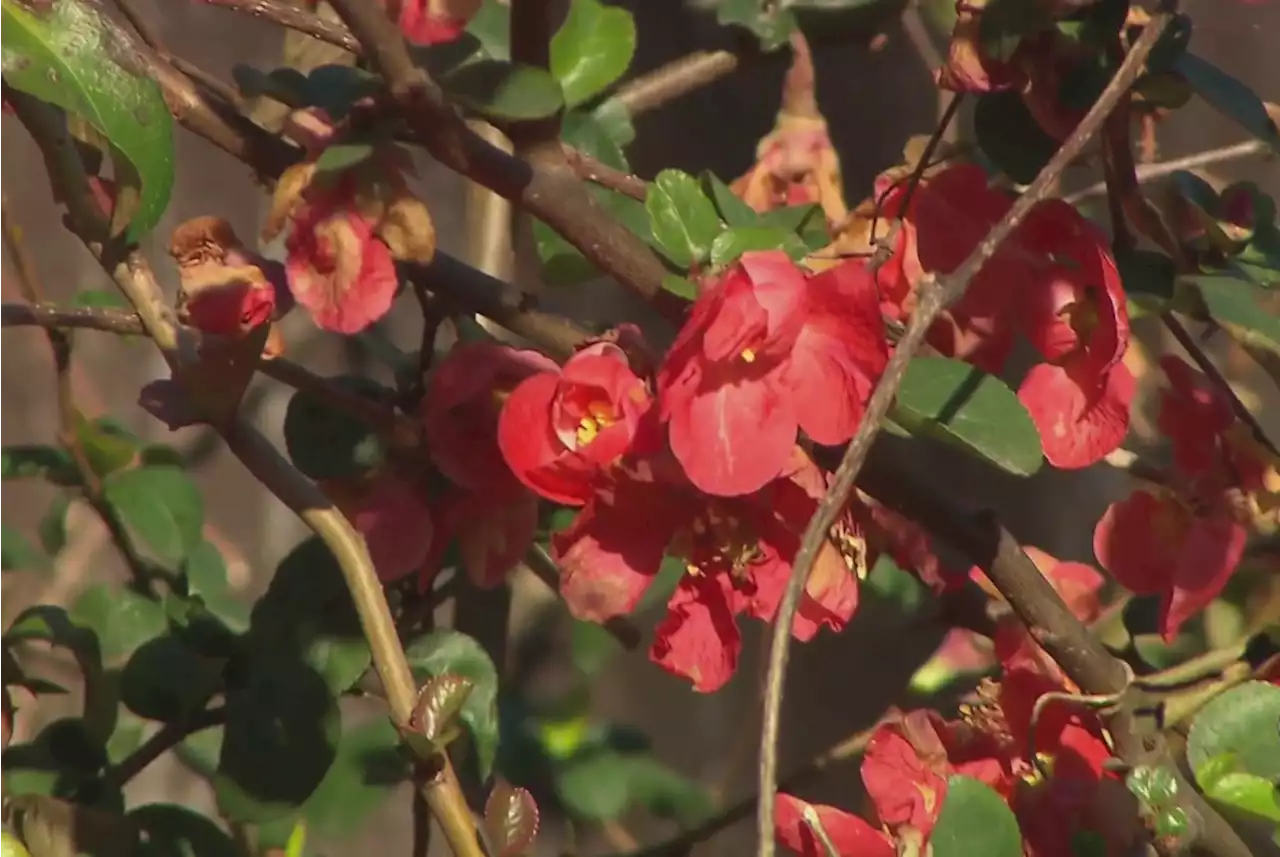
xmin=3 ymin=0 xmax=1278 ymax=853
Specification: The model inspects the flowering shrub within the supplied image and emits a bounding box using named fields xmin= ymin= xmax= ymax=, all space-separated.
xmin=2 ymin=0 xmax=1279 ymax=856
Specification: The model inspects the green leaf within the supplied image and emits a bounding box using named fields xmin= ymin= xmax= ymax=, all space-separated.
xmin=710 ymin=226 xmax=807 ymax=267
xmin=591 ymin=96 xmax=635 ymax=147
xmin=1182 ymin=275 xmax=1280 ymax=357
xmin=4 ymin=606 xmax=101 ymax=673
xmin=404 ymin=630 xmax=500 ymax=776
xmin=702 ymin=171 xmax=761 ymax=228
xmin=443 ymin=60 xmax=565 ymax=121
xmin=313 ymin=142 xmax=375 ymax=177
xmin=974 ymin=90 xmax=1061 ymax=185
xmin=1174 ymin=52 xmax=1280 ymax=148
xmin=283 ymin=376 xmax=387 ymax=481
xmin=716 ymin=0 xmax=798 ymax=51
xmin=37 ymin=495 xmax=70 ymax=558
xmin=646 ymin=169 xmax=725 ymax=269
xmin=661 ymin=274 xmax=699 ymax=300
xmin=466 ymin=0 xmax=511 ymax=60
xmin=890 ymin=356 xmax=1043 ymax=476
xmin=2 ymin=525 xmax=47 ymax=573
xmin=131 ymin=803 xmax=238 ymax=857
xmin=76 ymin=416 xmax=139 ymax=478
xmin=119 ymin=635 xmax=220 ymax=722
xmin=978 ymin=0 xmax=1054 ymax=61
xmin=1 ymin=0 xmax=174 ymax=240
xmin=555 ymin=748 xmax=632 ymax=820
xmin=70 ymin=583 xmax=165 ymax=661
xmin=758 ymin=203 xmax=831 ymax=251
xmin=231 ymin=64 xmax=308 ymax=105
xmin=298 ymin=717 xmax=410 ymax=839
xmin=1188 ymin=681 xmax=1280 ymax=781
xmin=70 ymin=290 xmax=129 ymax=313
xmin=1203 ymin=770 xmax=1280 ymax=824
xmin=2 ymin=718 xmax=108 ymax=800
xmin=301 ymin=64 xmax=380 ymax=118
xmin=183 ymin=540 xmax=249 ymax=634
xmin=2 ymin=446 xmax=80 ymax=485
xmin=140 ymin=444 xmax=186 ymax=469
xmin=550 ymin=0 xmax=636 ymax=107
xmin=247 ymin=537 xmax=371 ymax=695
xmin=214 ymin=657 xmax=340 ymax=825
xmin=930 ymin=775 xmax=1023 ymax=857
xmin=102 ymin=466 xmax=203 ymax=567
xmin=562 ymin=110 xmax=627 ymax=171
xmin=625 ymin=755 xmax=714 ymax=825
xmin=408 ymin=33 xmax=486 ymax=79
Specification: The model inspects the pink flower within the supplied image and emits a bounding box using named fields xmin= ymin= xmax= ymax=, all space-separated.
xmin=321 ymin=470 xmax=434 ymax=583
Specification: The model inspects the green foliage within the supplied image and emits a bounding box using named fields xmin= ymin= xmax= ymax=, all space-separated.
xmin=76 ymin=416 xmax=140 ymax=479
xmin=37 ymin=495 xmax=70 ymax=559
xmin=1 ymin=446 xmax=80 ymax=486
xmin=1 ymin=0 xmax=174 ymax=239
xmin=1115 ymin=248 xmax=1177 ymax=318
xmin=102 ymin=466 xmax=204 ymax=568
xmin=70 ymin=584 xmax=165 ymax=662
xmin=715 ymin=0 xmax=797 ymax=50
xmin=2 ymin=526 xmax=48 ymax=573
xmin=2 ymin=718 xmax=110 ymax=804
xmin=246 ymin=537 xmax=371 ymax=695
xmin=181 ymin=540 xmax=250 ymax=635
xmin=1188 ymin=681 xmax=1280 ymax=782
xmin=973 ymin=91 xmax=1059 ymax=185
xmin=405 ymin=629 xmax=500 ymax=776
xmin=1174 ymin=52 xmax=1280 ymax=148
xmin=710 ymin=227 xmax=809 ymax=267
xmin=646 ymin=169 xmax=725 ymax=269
xmin=232 ymin=63 xmax=380 ymax=119
xmin=444 ymin=60 xmax=566 ymax=121
xmin=1182 ymin=274 xmax=1280 ymax=359
xmin=550 ymin=0 xmax=637 ymax=107
xmin=930 ymin=776 xmax=1023 ymax=857
xmin=890 ymin=356 xmax=1044 ymax=477
xmin=130 ymin=803 xmax=238 ymax=857
xmin=119 ymin=635 xmax=220 ymax=722
xmin=283 ymin=376 xmax=388 ymax=481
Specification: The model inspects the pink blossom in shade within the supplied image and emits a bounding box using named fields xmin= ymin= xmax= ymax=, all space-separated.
xmin=321 ymin=471 xmax=434 ymax=584
xmin=658 ymin=251 xmax=886 ymax=497
xmin=425 ymin=488 xmax=539 ymax=590
xmin=185 ymin=280 xmax=277 ymax=338
xmin=1018 ymin=359 xmax=1136 ymax=470
xmin=424 ymin=342 xmax=560 ymax=495
xmin=1093 ymin=489 xmax=1247 ymax=641
xmin=775 ymin=795 xmax=896 ymax=857
xmin=396 ymin=0 xmax=480 ymax=45
xmin=284 ymin=200 xmax=400 ymax=334
xmin=498 ymin=342 xmax=654 ymax=506
xmin=1157 ymin=355 xmax=1236 ymax=479
xmin=650 ymin=572 xmax=745 ymax=693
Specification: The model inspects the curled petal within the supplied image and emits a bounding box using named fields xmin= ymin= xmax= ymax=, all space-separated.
xmin=1019 ymin=362 xmax=1135 ymax=470
xmin=861 ymin=723 xmax=948 ymax=836
xmin=775 ymin=795 xmax=895 ymax=857
xmin=285 ymin=206 xmax=399 ymax=334
xmin=650 ymin=575 xmax=741 ymax=693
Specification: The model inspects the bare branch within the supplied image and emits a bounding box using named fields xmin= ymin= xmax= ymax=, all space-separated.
xmin=1065 ymin=139 xmax=1270 ymax=204
xmin=204 ymin=0 xmax=361 ymax=52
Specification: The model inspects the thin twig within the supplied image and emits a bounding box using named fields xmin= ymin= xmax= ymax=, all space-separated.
xmin=611 ymin=50 xmax=744 ymax=117
xmin=1065 ymin=139 xmax=1270 ymax=204
xmin=203 ymin=0 xmax=361 ymax=52
xmin=754 ymin=14 xmax=1175 ymax=855
xmin=100 ymin=705 xmax=227 ymax=789
xmin=411 ymin=782 xmax=431 ymax=857
xmin=563 ymin=145 xmax=648 ymax=200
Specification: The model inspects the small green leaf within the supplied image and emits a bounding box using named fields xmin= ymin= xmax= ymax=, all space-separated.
xmin=4 ymin=605 xmax=101 ymax=672
xmin=1203 ymin=771 xmax=1280 ymax=824
xmin=1152 ymin=805 xmax=1193 ymax=840
xmin=702 ymin=171 xmax=761 ymax=228
xmin=131 ymin=803 xmax=238 ymax=857
xmin=974 ymin=90 xmax=1061 ymax=185
xmin=443 ymin=60 xmax=565 ymax=121
xmin=76 ymin=416 xmax=139 ymax=478
xmin=931 ymin=775 xmax=1023 ymax=857
xmin=1188 ymin=681 xmax=1280 ymax=781
xmin=2 ymin=526 xmax=47 ymax=573
xmin=2 ymin=446 xmax=80 ymax=485
xmin=550 ymin=0 xmax=637 ymax=107
xmin=890 ymin=356 xmax=1043 ymax=476
xmin=283 ymin=377 xmax=387 ymax=481
xmin=284 ymin=822 xmax=307 ymax=857
xmin=231 ymin=65 xmax=308 ymax=104
xmin=1126 ymin=764 xmax=1179 ymax=809
xmin=661 ymin=274 xmax=699 ymax=300
xmin=1174 ymin=52 xmax=1280 ymax=148
xmin=465 ymin=0 xmax=511 ymax=60
xmin=710 ymin=226 xmax=807 ymax=266
xmin=1183 ymin=275 xmax=1280 ymax=357
xmin=555 ymin=748 xmax=632 ymax=820
xmin=70 ymin=583 xmax=166 ymax=660
xmin=404 ymin=630 xmax=500 ymax=776
xmin=247 ymin=537 xmax=371 ymax=695
xmin=2 ymin=718 xmax=108 ymax=799
xmin=215 ymin=656 xmax=340 ymax=825
xmin=408 ymin=33 xmax=486 ymax=78
xmin=978 ymin=0 xmax=1054 ymax=61
xmin=716 ymin=0 xmax=798 ymax=51
xmin=313 ymin=142 xmax=375 ymax=176
xmin=37 ymin=495 xmax=70 ymax=558
xmin=69 ymin=290 xmax=129 ymax=313
xmin=2 ymin=0 xmax=174 ymax=240
xmin=140 ymin=444 xmax=186 ymax=469
xmin=758 ymin=203 xmax=831 ymax=251
xmin=182 ymin=540 xmax=249 ymax=634
xmin=119 ymin=635 xmax=220 ymax=722
xmin=1 ymin=828 xmax=32 ymax=857
xmin=102 ymin=466 xmax=204 ymax=567
xmin=302 ymin=65 xmax=380 ymax=118
xmin=625 ymin=755 xmax=714 ymax=826
xmin=562 ymin=110 xmax=627 ymax=170
xmin=591 ymin=96 xmax=635 ymax=147
xmin=646 ymin=169 xmax=725 ymax=269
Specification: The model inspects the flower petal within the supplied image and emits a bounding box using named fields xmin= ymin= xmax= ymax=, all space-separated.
xmin=775 ymin=795 xmax=895 ymax=857
xmin=1019 ymin=361 xmax=1134 ymax=469
xmin=650 ymin=575 xmax=742 ymax=693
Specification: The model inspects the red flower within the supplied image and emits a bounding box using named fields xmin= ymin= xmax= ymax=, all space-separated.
xmin=555 ymin=450 xmax=858 ymax=692
xmin=285 ymin=196 xmax=400 ymax=334
xmin=1018 ymin=360 xmax=1136 ymax=471
xmin=169 ymin=217 xmax=280 ymax=339
xmin=425 ymin=488 xmax=539 ymax=590
xmin=1093 ymin=489 xmax=1246 ymax=640
xmin=658 ymin=251 xmax=886 ymax=496
xmin=320 ymin=469 xmax=434 ymax=584
xmin=1158 ymin=355 xmax=1240 ymax=480
xmin=396 ymin=0 xmax=480 ymax=45
xmin=775 ymin=795 xmax=895 ymax=857
xmin=425 ymin=342 xmax=560 ymax=495
xmin=498 ymin=342 xmax=654 ymax=505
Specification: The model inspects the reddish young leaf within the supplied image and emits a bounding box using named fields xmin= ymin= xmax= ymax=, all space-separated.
xmin=484 ymin=781 xmax=539 ymax=857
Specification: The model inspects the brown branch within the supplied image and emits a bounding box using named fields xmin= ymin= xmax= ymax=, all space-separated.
xmin=328 ymin=0 xmax=668 ymax=301
xmin=11 ymin=90 xmax=486 ymax=857
xmin=1065 ymin=140 xmax=1270 ymax=204
xmin=611 ymin=50 xmax=744 ymax=117
xmin=754 ymin=13 xmax=1176 ymax=856
xmin=1 ymin=198 xmax=155 ymax=590
xmin=203 ymin=0 xmax=362 ymax=52
xmin=563 ymin=145 xmax=648 ymax=200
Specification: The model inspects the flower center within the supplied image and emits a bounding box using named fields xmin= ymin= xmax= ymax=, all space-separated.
xmin=680 ymin=508 xmax=762 ymax=579
xmin=831 ymin=520 xmax=870 ymax=580
xmin=574 ymin=400 xmax=617 ymax=447
xmin=740 ymin=347 xmax=758 ymax=364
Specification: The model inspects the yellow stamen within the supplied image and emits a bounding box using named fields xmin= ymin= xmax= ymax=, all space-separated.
xmin=741 ymin=348 xmax=757 ymax=363
xmin=573 ymin=400 xmax=618 ymax=447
